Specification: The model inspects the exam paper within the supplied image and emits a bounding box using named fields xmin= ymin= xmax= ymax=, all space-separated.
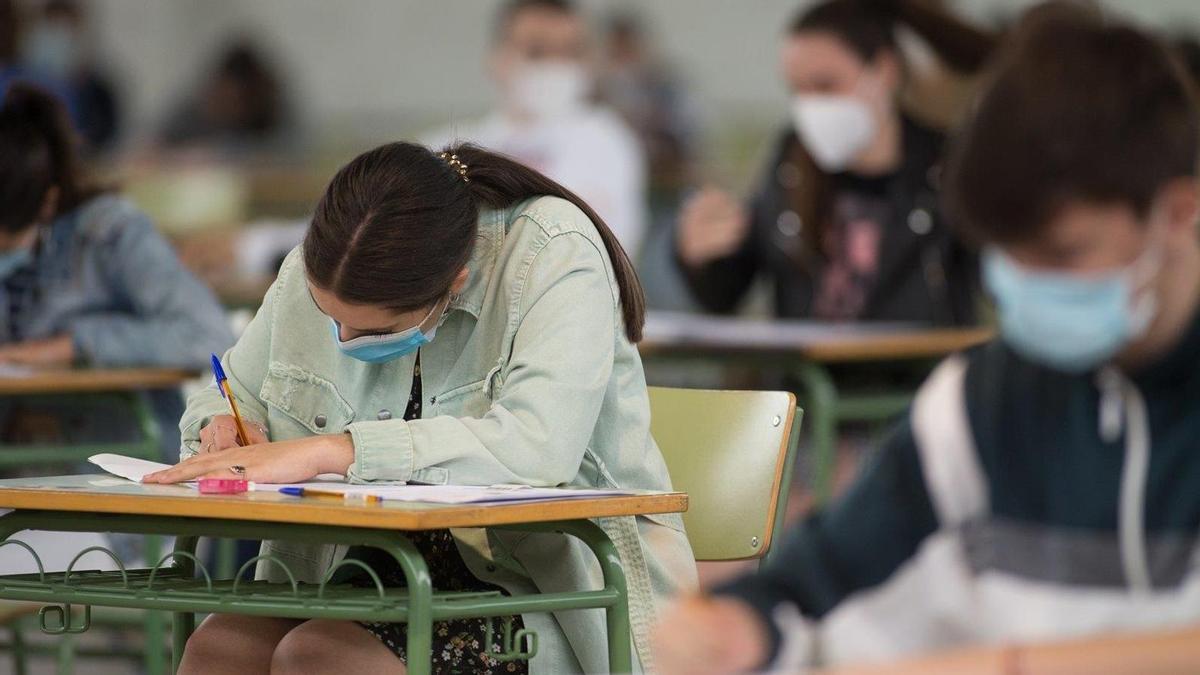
xmin=267 ymin=484 xmax=638 ymax=504
xmin=89 ymin=454 xmax=636 ymax=504
xmin=0 ymin=363 xmax=35 ymax=378
xmin=87 ymin=453 xmax=345 ymax=489
xmin=89 ymin=454 xmax=171 ymax=483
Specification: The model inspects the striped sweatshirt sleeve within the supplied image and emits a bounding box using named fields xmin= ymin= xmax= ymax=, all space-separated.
xmin=714 ymin=418 xmax=939 ymax=665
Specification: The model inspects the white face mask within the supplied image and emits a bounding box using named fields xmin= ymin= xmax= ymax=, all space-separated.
xmin=789 ymin=93 xmax=877 ymax=172
xmin=24 ymin=24 xmax=79 ymax=79
xmin=508 ymin=62 xmax=591 ymax=121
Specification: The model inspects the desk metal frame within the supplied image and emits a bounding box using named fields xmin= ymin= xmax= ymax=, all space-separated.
xmin=0 ymin=508 xmax=638 ymax=675
xmin=0 ymin=371 xmax=195 ymax=674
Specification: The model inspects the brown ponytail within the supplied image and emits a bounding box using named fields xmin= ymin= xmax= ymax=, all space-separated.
xmin=451 ymin=144 xmax=646 ymax=342
xmin=304 ymin=141 xmax=646 ymax=343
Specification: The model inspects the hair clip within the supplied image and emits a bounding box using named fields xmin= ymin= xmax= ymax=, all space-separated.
xmin=438 ymin=151 xmax=470 ymax=182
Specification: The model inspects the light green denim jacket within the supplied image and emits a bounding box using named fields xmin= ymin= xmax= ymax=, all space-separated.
xmin=179 ymin=196 xmax=697 ymax=674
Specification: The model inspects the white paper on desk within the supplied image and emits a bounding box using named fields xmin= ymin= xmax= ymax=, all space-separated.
xmin=271 ymin=484 xmax=637 ymax=504
xmin=88 ymin=453 xmax=346 ymax=488
xmin=89 ymin=454 xmax=634 ymax=503
xmin=89 ymin=454 xmax=171 ymax=483
xmin=0 ymin=363 xmax=35 ymax=378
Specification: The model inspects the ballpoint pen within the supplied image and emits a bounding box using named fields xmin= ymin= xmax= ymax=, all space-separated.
xmin=211 ymin=353 xmax=251 ymax=447
xmin=278 ymin=486 xmax=382 ymax=504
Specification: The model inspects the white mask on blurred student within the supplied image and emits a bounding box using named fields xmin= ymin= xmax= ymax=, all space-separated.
xmin=24 ymin=24 xmax=79 ymax=80
xmin=509 ymin=62 xmax=591 ymax=121
xmin=790 ymin=93 xmax=877 ymax=172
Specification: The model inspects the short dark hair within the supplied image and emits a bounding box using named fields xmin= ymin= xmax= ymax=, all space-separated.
xmin=944 ymin=6 xmax=1199 ymax=245
xmin=493 ymin=0 xmax=576 ymax=42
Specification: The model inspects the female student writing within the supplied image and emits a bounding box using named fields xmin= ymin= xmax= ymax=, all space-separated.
xmin=676 ymin=0 xmax=993 ymax=324
xmin=0 ymin=83 xmax=232 ymax=452
xmin=145 ymin=142 xmax=697 ymax=674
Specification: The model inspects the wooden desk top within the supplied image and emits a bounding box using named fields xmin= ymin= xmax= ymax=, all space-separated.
xmin=0 ymin=475 xmax=688 ymax=531
xmin=0 ymin=368 xmax=199 ymax=395
xmin=639 ymin=311 xmax=993 ymax=363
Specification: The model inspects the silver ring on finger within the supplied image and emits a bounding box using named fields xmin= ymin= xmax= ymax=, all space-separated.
xmin=229 ymin=465 xmax=246 ymax=475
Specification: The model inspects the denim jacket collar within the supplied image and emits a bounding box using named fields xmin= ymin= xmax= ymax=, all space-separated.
xmin=448 ymin=207 xmax=505 ymax=319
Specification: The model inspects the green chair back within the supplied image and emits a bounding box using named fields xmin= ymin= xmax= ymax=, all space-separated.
xmin=649 ymin=387 xmax=803 ymax=562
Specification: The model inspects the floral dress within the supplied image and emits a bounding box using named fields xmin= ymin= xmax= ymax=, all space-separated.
xmin=343 ymin=353 xmax=529 ymax=674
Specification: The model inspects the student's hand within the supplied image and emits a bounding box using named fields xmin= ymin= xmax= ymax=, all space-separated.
xmin=196 ymin=415 xmax=269 ymax=454
xmin=653 ymin=595 xmax=770 ymax=675
xmin=143 ymin=434 xmax=355 ymax=485
xmin=676 ymin=187 xmax=750 ymax=268
xmin=0 ymin=335 xmax=74 ymax=367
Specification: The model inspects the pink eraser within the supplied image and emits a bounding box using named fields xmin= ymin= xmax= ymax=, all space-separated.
xmin=198 ymin=478 xmax=252 ymax=494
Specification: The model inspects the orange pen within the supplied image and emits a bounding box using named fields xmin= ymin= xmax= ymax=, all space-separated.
xmin=211 ymin=353 xmax=250 ymax=446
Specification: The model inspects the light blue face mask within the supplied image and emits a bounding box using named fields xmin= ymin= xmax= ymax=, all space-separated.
xmin=330 ymin=296 xmax=449 ymax=364
xmin=982 ymin=247 xmax=1158 ymax=373
xmin=0 ymin=247 xmax=32 ymax=280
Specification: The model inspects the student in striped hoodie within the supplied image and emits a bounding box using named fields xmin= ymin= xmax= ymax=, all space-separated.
xmin=654 ymin=5 xmax=1200 ymax=673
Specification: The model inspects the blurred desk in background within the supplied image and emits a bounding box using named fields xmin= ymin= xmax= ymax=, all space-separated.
xmin=113 ymin=161 xmax=326 ymax=236
xmin=209 ymin=274 xmax=276 ymax=311
xmin=640 ymin=312 xmax=992 ymax=501
xmin=0 ymin=367 xmax=198 ymax=467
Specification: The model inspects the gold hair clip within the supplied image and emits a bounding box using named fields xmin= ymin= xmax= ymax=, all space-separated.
xmin=438 ymin=152 xmax=470 ymax=182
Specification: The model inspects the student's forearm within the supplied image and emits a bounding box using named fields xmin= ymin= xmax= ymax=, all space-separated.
xmin=71 ymin=313 xmax=229 ymax=369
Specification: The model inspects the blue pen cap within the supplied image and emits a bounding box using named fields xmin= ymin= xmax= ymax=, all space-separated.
xmin=210 ymin=353 xmax=228 ymax=399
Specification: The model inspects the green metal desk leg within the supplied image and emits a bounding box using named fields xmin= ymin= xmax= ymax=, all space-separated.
xmin=54 ymin=632 xmax=74 ymax=675
xmin=129 ymin=390 xmax=164 ymax=461
xmin=142 ymin=533 xmax=167 ymax=675
xmin=376 ymin=533 xmax=433 ymax=675
xmin=796 ymin=361 xmax=839 ymax=504
xmin=11 ymin=616 xmax=27 ymax=675
xmin=132 ymin=391 xmax=170 ymax=675
xmin=171 ymin=537 xmax=200 ymax=674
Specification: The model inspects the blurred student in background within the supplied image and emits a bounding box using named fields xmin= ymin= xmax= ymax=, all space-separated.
xmin=158 ymin=38 xmax=292 ymax=158
xmin=22 ymin=0 xmax=121 ymax=153
xmin=599 ymin=11 xmax=699 ymax=203
xmin=423 ymin=0 xmax=647 ymax=254
xmin=655 ymin=6 xmax=1200 ymax=672
xmin=599 ymin=10 xmax=703 ymax=310
xmin=676 ymin=0 xmax=993 ymax=325
xmin=0 ymin=0 xmax=74 ymax=122
xmin=0 ymin=84 xmax=233 ymax=456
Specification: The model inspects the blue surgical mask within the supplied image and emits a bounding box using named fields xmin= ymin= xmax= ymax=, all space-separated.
xmin=983 ymin=247 xmax=1158 ymax=373
xmin=331 ymin=297 xmax=449 ymax=364
xmin=0 ymin=247 xmax=32 ymax=280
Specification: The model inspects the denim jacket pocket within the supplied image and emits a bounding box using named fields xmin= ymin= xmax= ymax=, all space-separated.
xmin=428 ymin=377 xmax=491 ymax=419
xmin=259 ymin=362 xmax=356 ymax=434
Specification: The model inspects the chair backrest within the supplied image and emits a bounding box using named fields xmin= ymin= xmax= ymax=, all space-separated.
xmin=648 ymin=387 xmax=802 ymax=562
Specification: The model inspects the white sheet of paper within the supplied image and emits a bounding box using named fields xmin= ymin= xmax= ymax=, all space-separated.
xmin=0 ymin=363 xmax=35 ymax=378
xmin=87 ymin=453 xmax=345 ymax=489
xmin=89 ymin=453 xmax=170 ymax=483
xmin=88 ymin=454 xmax=635 ymax=504
xmin=269 ymin=483 xmax=636 ymax=504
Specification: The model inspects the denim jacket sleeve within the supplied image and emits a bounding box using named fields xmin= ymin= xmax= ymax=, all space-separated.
xmin=345 ymin=230 xmax=616 ymax=486
xmin=69 ymin=201 xmax=235 ymax=369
